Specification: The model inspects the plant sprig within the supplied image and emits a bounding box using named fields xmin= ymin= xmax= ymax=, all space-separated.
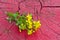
xmin=7 ymin=12 xmax=41 ymax=35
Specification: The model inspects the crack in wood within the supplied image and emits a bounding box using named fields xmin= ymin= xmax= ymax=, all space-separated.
xmin=43 ymin=6 xmax=60 ymax=8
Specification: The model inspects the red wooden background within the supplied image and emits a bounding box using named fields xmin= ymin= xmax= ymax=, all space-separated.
xmin=0 ymin=0 xmax=60 ymax=40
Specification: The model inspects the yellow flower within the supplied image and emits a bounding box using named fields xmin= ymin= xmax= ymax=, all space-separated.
xmin=28 ymin=29 xmax=33 ymax=35
xmin=29 ymin=21 xmax=32 ymax=25
xmin=26 ymin=18 xmax=32 ymax=29
xmin=26 ymin=20 xmax=32 ymax=29
xmin=33 ymin=21 xmax=41 ymax=30
xmin=28 ymin=25 xmax=32 ymax=29
xmin=26 ymin=14 xmax=32 ymax=20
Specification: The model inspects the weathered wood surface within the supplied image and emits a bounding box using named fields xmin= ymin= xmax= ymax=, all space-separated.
xmin=0 ymin=0 xmax=60 ymax=40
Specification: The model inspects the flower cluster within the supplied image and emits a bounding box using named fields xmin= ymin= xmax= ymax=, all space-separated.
xmin=7 ymin=12 xmax=41 ymax=35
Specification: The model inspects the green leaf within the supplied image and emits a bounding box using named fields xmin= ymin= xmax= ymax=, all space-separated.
xmin=7 ymin=12 xmax=15 ymax=21
xmin=13 ymin=12 xmax=19 ymax=18
xmin=7 ymin=12 xmax=13 ymax=17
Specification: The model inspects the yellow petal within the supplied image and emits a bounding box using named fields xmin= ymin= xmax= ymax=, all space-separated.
xmin=28 ymin=29 xmax=32 ymax=35
xmin=33 ymin=21 xmax=41 ymax=30
xmin=26 ymin=14 xmax=32 ymax=20
xmin=28 ymin=25 xmax=32 ymax=29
